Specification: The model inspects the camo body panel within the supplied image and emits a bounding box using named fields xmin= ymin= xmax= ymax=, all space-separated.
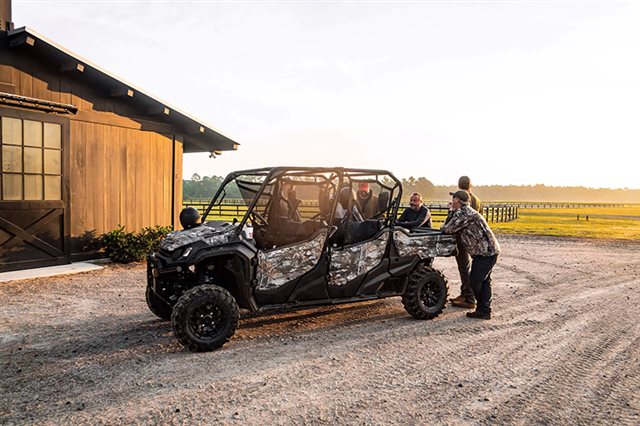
xmin=256 ymin=231 xmax=327 ymax=291
xmin=329 ymin=232 xmax=389 ymax=286
xmin=393 ymin=231 xmax=456 ymax=259
xmin=160 ymin=222 xmax=237 ymax=252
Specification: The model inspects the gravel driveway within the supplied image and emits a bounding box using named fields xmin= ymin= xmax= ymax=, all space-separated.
xmin=1 ymin=235 xmax=639 ymax=425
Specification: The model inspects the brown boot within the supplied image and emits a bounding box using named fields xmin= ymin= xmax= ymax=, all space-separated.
xmin=449 ymin=295 xmax=466 ymax=304
xmin=452 ymin=300 xmax=476 ymax=309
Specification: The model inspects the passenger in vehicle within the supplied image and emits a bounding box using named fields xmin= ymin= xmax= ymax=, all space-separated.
xmin=355 ymin=182 xmax=379 ymax=219
xmin=396 ymin=192 xmax=432 ymax=229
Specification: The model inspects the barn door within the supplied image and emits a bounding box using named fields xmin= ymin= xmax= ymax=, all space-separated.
xmin=0 ymin=111 xmax=69 ymax=272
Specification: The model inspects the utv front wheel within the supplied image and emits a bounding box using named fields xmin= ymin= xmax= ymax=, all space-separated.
xmin=171 ymin=285 xmax=239 ymax=352
xmin=146 ymin=286 xmax=172 ymax=321
xmin=402 ymin=266 xmax=448 ymax=319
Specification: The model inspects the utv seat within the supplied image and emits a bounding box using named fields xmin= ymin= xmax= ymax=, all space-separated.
xmin=255 ymin=218 xmax=325 ymax=249
xmin=337 ymin=190 xmax=391 ymax=246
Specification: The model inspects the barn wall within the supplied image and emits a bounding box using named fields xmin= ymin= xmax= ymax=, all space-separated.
xmin=69 ymin=121 xmax=176 ymax=244
xmin=1 ymin=43 xmax=186 ymax=257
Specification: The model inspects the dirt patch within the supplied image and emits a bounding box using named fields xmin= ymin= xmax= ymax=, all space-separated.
xmin=1 ymin=235 xmax=639 ymax=424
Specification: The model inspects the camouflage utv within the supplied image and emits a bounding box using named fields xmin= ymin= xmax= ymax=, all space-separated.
xmin=146 ymin=167 xmax=456 ymax=351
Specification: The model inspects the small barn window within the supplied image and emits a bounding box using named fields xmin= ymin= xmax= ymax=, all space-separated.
xmin=1 ymin=117 xmax=22 ymax=145
xmin=0 ymin=116 xmax=62 ymax=201
xmin=24 ymin=120 xmax=43 ymax=147
xmin=44 ymin=123 xmax=61 ymax=148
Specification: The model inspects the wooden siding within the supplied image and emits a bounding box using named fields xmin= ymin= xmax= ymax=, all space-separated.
xmin=1 ymin=48 xmax=148 ymax=121
xmin=69 ymin=121 xmax=176 ymax=238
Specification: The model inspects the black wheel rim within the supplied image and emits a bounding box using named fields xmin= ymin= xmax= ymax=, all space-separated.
xmin=420 ymin=280 xmax=441 ymax=310
xmin=188 ymin=301 xmax=227 ymax=340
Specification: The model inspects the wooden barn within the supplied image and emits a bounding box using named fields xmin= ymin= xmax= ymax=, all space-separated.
xmin=0 ymin=3 xmax=238 ymax=272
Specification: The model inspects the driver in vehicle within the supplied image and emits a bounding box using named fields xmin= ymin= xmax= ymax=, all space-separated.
xmin=396 ymin=192 xmax=432 ymax=229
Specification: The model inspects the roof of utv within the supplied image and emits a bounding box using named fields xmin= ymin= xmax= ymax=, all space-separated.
xmin=226 ymin=167 xmax=402 ymax=182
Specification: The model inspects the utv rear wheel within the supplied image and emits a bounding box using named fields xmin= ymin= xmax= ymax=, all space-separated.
xmin=171 ymin=285 xmax=239 ymax=352
xmin=146 ymin=286 xmax=172 ymax=321
xmin=402 ymin=266 xmax=448 ymax=319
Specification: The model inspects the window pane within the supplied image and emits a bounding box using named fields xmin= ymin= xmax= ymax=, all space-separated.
xmin=2 ymin=145 xmax=22 ymax=172
xmin=24 ymin=147 xmax=43 ymax=173
xmin=1 ymin=117 xmax=22 ymax=145
xmin=44 ymin=149 xmax=61 ymax=174
xmin=2 ymin=174 xmax=22 ymax=200
xmin=44 ymin=123 xmax=61 ymax=148
xmin=44 ymin=175 xmax=61 ymax=200
xmin=24 ymin=120 xmax=43 ymax=147
xmin=24 ymin=175 xmax=43 ymax=200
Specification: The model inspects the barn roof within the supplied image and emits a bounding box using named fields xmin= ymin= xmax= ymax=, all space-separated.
xmin=5 ymin=27 xmax=239 ymax=154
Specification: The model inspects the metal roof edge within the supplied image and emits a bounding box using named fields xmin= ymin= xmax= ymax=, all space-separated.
xmin=7 ymin=26 xmax=240 ymax=150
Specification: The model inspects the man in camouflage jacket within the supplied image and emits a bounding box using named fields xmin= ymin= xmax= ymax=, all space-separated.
xmin=442 ymin=190 xmax=500 ymax=319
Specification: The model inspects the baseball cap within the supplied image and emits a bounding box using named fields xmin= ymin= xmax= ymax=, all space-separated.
xmin=449 ymin=190 xmax=469 ymax=202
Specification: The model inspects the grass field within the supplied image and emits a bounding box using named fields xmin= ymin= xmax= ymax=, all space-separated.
xmin=490 ymin=207 xmax=640 ymax=240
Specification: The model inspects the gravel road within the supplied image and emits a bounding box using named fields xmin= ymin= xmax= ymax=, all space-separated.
xmin=1 ymin=235 xmax=639 ymax=425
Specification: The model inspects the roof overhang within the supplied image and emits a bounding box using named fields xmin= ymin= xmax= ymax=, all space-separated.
xmin=5 ymin=27 xmax=239 ymax=154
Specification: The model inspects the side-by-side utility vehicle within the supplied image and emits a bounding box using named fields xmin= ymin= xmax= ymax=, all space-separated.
xmin=146 ymin=167 xmax=457 ymax=351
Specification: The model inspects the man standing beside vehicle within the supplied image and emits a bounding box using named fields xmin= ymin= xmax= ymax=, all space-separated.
xmin=441 ymin=191 xmax=500 ymax=319
xmin=450 ymin=175 xmax=483 ymax=309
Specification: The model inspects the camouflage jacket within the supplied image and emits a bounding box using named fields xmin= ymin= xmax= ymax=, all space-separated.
xmin=441 ymin=206 xmax=500 ymax=257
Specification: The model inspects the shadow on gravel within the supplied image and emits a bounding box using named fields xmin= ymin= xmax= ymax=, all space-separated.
xmin=239 ymin=299 xmax=399 ymax=329
xmin=2 ymin=314 xmax=178 ymax=363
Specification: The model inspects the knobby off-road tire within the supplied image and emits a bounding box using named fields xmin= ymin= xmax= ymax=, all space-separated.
xmin=146 ymin=286 xmax=172 ymax=321
xmin=402 ymin=265 xmax=449 ymax=320
xmin=171 ymin=285 xmax=239 ymax=352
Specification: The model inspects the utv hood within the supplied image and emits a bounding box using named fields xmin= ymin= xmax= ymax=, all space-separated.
xmin=160 ymin=222 xmax=237 ymax=252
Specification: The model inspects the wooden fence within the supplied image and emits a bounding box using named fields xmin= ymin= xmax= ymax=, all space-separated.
xmin=182 ymin=201 xmax=519 ymax=224
xmin=484 ymin=202 xmax=629 ymax=209
xmin=423 ymin=204 xmax=518 ymax=223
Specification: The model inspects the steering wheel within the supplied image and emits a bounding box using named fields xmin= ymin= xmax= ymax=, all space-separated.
xmin=250 ymin=211 xmax=268 ymax=227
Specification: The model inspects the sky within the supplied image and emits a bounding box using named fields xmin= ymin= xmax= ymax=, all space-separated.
xmin=11 ymin=0 xmax=640 ymax=189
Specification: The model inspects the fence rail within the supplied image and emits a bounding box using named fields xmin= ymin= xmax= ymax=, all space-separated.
xmin=483 ymin=202 xmax=631 ymax=209
xmin=423 ymin=204 xmax=518 ymax=223
xmin=183 ymin=201 xmax=519 ymax=223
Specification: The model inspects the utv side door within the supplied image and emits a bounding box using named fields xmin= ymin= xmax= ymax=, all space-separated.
xmin=326 ymin=174 xmax=399 ymax=299
xmin=251 ymin=174 xmax=334 ymax=306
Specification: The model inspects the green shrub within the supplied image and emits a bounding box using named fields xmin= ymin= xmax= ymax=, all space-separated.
xmin=101 ymin=225 xmax=173 ymax=263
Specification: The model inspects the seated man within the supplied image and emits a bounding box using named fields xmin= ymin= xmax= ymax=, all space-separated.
xmin=355 ymin=182 xmax=379 ymax=219
xmin=396 ymin=192 xmax=432 ymax=229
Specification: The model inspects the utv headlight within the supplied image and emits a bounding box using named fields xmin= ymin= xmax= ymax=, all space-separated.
xmin=182 ymin=247 xmax=193 ymax=258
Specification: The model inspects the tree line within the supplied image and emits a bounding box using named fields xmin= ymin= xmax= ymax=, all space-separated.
xmin=184 ymin=174 xmax=640 ymax=203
